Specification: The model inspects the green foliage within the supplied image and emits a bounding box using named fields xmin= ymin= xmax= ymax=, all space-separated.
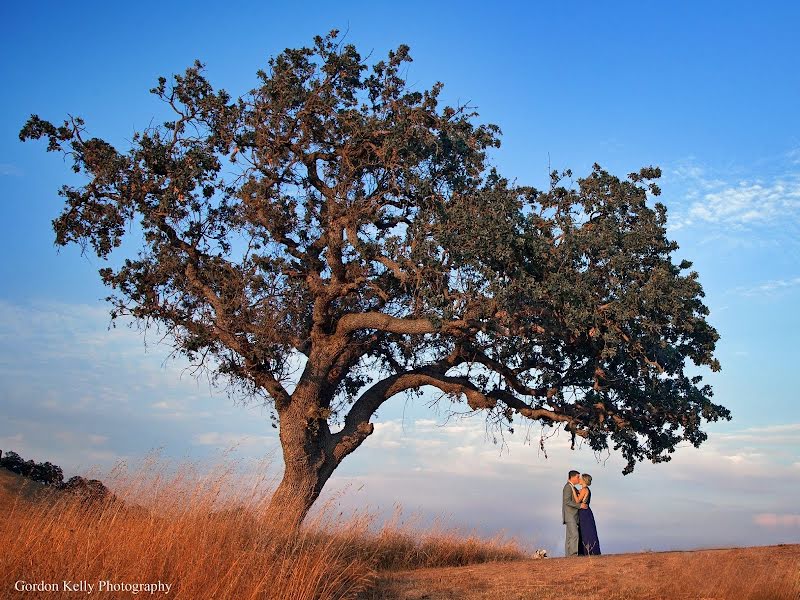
xmin=20 ymin=31 xmax=729 ymax=476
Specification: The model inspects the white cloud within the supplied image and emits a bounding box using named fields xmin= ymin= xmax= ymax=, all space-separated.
xmin=193 ymin=432 xmax=276 ymax=449
xmin=652 ymin=423 xmax=800 ymax=487
xmin=733 ymin=276 xmax=800 ymax=297
xmin=713 ymin=423 xmax=800 ymax=447
xmin=150 ymin=399 xmax=213 ymax=420
xmin=54 ymin=431 xmax=108 ymax=446
xmin=722 ymin=452 xmax=763 ymax=464
xmin=669 ymin=162 xmax=726 ymax=193
xmin=664 ymin=158 xmax=800 ymax=234
xmin=723 ymin=423 xmax=800 ymax=434
xmin=688 ymin=180 xmax=800 ymax=226
xmin=83 ymin=450 xmax=125 ymax=464
xmin=361 ymin=415 xmax=592 ymax=479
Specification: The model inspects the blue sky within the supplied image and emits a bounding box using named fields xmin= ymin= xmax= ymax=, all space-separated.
xmin=1 ymin=1 xmax=799 ymax=554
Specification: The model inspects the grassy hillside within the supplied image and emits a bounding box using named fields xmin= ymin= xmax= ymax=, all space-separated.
xmin=0 ymin=467 xmax=49 ymax=502
xmin=0 ymin=459 xmax=530 ymax=599
xmin=363 ymin=544 xmax=800 ymax=600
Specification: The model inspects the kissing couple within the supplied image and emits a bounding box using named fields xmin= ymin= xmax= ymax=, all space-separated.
xmin=562 ymin=469 xmax=602 ymax=556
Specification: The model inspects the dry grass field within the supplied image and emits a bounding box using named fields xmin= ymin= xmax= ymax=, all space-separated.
xmin=362 ymin=544 xmax=800 ymax=600
xmin=0 ymin=459 xmax=528 ymax=599
xmin=1 ymin=462 xmax=797 ymax=600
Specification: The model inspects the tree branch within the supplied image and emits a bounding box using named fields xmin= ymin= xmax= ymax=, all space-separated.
xmin=330 ymin=355 xmax=584 ymax=463
xmin=458 ymin=343 xmax=550 ymax=398
xmin=154 ymin=217 xmax=291 ymax=407
xmin=336 ymin=311 xmax=470 ymax=336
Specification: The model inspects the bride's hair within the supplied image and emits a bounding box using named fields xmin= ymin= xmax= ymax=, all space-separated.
xmin=581 ymin=474 xmax=592 ymax=486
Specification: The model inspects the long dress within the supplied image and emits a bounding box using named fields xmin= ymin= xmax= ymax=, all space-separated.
xmin=577 ymin=488 xmax=602 ymax=555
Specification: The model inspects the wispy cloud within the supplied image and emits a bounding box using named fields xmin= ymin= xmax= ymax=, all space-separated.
xmin=732 ymin=276 xmax=800 ymax=297
xmin=0 ymin=163 xmax=23 ymax=177
xmin=689 ymin=180 xmax=800 ymax=226
xmin=54 ymin=431 xmax=110 ymax=446
xmin=0 ymin=299 xmax=279 ymax=472
xmin=193 ymin=431 xmax=276 ymax=449
xmin=664 ymin=157 xmax=800 ymax=234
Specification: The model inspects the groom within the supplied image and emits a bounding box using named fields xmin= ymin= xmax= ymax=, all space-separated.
xmin=562 ymin=470 xmax=587 ymax=556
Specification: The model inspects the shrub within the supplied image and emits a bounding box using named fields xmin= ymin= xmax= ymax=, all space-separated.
xmin=1 ymin=450 xmax=65 ymax=486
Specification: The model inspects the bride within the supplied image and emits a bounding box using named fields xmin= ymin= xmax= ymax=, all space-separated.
xmin=572 ymin=473 xmax=602 ymax=555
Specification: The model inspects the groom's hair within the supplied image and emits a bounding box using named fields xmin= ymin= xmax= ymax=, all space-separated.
xmin=568 ymin=470 xmax=580 ymax=479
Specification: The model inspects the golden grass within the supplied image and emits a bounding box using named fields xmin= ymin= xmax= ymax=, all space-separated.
xmin=0 ymin=456 xmax=530 ymax=599
xmin=344 ymin=507 xmax=531 ymax=572
xmin=367 ymin=544 xmax=800 ymax=600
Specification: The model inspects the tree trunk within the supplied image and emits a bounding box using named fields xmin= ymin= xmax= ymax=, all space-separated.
xmin=266 ymin=457 xmax=337 ymax=529
xmin=265 ymin=392 xmax=337 ymax=529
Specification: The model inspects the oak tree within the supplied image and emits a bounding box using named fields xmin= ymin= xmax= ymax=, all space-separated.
xmin=21 ymin=32 xmax=729 ymax=525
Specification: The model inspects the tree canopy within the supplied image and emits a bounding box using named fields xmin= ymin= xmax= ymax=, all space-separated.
xmin=21 ymin=31 xmax=729 ymax=520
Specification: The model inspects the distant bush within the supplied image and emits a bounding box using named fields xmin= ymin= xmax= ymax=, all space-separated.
xmin=0 ymin=450 xmax=62 ymax=485
xmin=61 ymin=475 xmax=110 ymax=502
xmin=1 ymin=449 xmax=89 ymax=490
xmin=31 ymin=461 xmax=65 ymax=486
xmin=0 ymin=451 xmax=28 ymax=476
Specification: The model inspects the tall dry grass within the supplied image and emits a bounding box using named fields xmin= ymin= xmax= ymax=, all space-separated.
xmin=362 ymin=542 xmax=800 ymax=600
xmin=0 ymin=455 xmax=531 ymax=599
xmin=359 ymin=508 xmax=531 ymax=571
